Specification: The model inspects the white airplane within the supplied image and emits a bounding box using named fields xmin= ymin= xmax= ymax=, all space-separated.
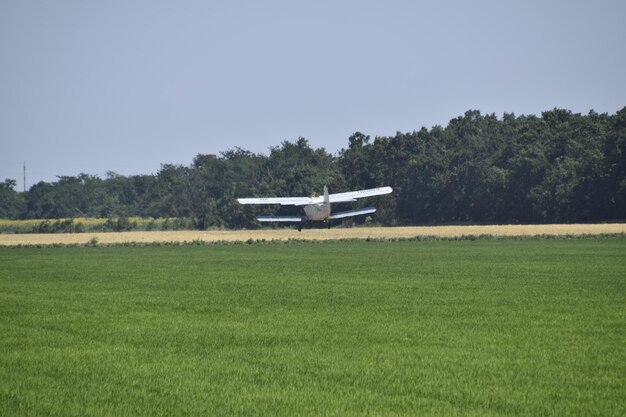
xmin=237 ymin=186 xmax=392 ymax=231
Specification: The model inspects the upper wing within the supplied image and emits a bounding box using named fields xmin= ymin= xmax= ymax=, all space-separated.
xmin=236 ymin=197 xmax=314 ymax=206
xmin=328 ymin=186 xmax=393 ymax=203
xmin=237 ymin=187 xmax=392 ymax=205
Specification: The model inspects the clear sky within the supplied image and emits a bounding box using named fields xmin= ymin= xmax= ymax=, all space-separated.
xmin=1 ymin=0 xmax=625 ymax=187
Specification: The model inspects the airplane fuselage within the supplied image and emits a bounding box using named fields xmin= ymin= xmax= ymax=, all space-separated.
xmin=303 ymin=203 xmax=331 ymax=221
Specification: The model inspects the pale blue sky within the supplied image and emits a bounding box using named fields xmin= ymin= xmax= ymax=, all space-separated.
xmin=1 ymin=0 xmax=625 ymax=186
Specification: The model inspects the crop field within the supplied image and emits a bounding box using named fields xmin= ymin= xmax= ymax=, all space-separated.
xmin=0 ymin=223 xmax=624 ymax=246
xmin=1 ymin=239 xmax=624 ymax=416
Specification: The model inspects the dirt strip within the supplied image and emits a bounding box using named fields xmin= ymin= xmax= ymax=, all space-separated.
xmin=0 ymin=224 xmax=624 ymax=246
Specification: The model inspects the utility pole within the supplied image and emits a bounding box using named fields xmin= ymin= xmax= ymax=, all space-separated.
xmin=23 ymin=162 xmax=26 ymax=192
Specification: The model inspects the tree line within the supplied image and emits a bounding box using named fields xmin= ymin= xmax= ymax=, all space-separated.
xmin=1 ymin=107 xmax=625 ymax=228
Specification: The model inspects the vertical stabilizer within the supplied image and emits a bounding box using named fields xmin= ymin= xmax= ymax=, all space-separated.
xmin=323 ymin=185 xmax=331 ymax=218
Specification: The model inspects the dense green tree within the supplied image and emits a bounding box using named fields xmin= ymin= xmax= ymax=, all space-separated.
xmin=150 ymin=164 xmax=192 ymax=218
xmin=602 ymin=107 xmax=626 ymax=220
xmin=4 ymin=107 xmax=624 ymax=227
xmin=0 ymin=179 xmax=25 ymax=219
xmin=25 ymin=174 xmax=105 ymax=218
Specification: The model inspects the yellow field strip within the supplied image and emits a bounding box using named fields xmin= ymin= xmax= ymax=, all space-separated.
xmin=0 ymin=224 xmax=624 ymax=246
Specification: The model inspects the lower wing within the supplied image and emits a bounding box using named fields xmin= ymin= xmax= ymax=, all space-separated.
xmin=328 ymin=207 xmax=376 ymax=220
xmin=256 ymin=216 xmax=307 ymax=222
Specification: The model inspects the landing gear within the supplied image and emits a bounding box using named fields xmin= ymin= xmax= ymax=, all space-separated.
xmin=296 ymin=220 xmax=332 ymax=232
xmin=297 ymin=220 xmax=309 ymax=232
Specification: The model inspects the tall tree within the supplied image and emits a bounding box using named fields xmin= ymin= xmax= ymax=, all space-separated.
xmin=0 ymin=179 xmax=25 ymax=219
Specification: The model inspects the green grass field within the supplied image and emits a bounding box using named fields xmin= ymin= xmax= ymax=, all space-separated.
xmin=1 ymin=239 xmax=624 ymax=416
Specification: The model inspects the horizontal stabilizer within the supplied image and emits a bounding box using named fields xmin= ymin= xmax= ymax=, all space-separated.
xmin=256 ymin=216 xmax=306 ymax=223
xmin=328 ymin=207 xmax=376 ymax=220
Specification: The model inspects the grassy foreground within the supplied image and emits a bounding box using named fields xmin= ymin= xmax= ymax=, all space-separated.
xmin=0 ymin=240 xmax=624 ymax=416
